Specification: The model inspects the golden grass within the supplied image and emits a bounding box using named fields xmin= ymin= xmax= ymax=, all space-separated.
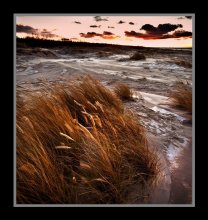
xmin=16 ymin=75 xmax=159 ymax=204
xmin=114 ymin=83 xmax=134 ymax=101
xmin=169 ymin=81 xmax=192 ymax=114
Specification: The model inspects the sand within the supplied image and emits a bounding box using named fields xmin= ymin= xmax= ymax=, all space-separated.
xmin=16 ymin=45 xmax=193 ymax=204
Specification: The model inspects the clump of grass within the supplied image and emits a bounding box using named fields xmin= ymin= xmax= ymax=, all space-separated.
xmin=16 ymin=75 xmax=159 ymax=204
xmin=169 ymin=81 xmax=192 ymax=113
xmin=130 ymin=52 xmax=146 ymax=60
xmin=114 ymin=83 xmax=134 ymax=101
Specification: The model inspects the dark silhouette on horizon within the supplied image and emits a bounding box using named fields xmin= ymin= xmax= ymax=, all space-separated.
xmin=16 ymin=36 xmax=191 ymax=50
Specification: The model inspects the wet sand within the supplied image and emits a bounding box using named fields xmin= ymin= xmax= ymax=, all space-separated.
xmin=169 ymin=143 xmax=192 ymax=203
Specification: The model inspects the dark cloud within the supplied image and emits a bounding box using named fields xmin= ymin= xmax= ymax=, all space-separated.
xmin=118 ymin=20 xmax=125 ymax=24
xmin=74 ymin=21 xmax=81 ymax=24
xmin=103 ymin=31 xmax=113 ymax=35
xmin=90 ymin=25 xmax=101 ymax=28
xmin=125 ymin=31 xmax=145 ymax=38
xmin=108 ymin=26 xmax=115 ymax=28
xmin=125 ymin=29 xmax=192 ymax=40
xmin=80 ymin=32 xmax=101 ymax=38
xmin=94 ymin=16 xmax=108 ymax=22
xmin=173 ymin=30 xmax=192 ymax=37
xmin=141 ymin=23 xmax=183 ymax=34
xmin=126 ymin=23 xmax=185 ymax=40
xmin=129 ymin=22 xmax=134 ymax=25
xmin=16 ymin=24 xmax=59 ymax=39
xmin=178 ymin=16 xmax=192 ymax=20
xmin=40 ymin=29 xmax=59 ymax=38
xmin=80 ymin=31 xmax=118 ymax=40
xmin=16 ymin=24 xmax=38 ymax=34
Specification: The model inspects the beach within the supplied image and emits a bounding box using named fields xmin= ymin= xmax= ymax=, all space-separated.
xmin=16 ymin=41 xmax=192 ymax=204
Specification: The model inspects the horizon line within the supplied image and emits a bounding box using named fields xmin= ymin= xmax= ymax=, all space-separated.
xmin=16 ymin=36 xmax=192 ymax=49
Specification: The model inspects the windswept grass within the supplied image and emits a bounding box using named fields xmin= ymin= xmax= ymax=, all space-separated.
xmin=114 ymin=83 xmax=134 ymax=101
xmin=169 ymin=81 xmax=192 ymax=114
xmin=17 ymin=75 xmax=159 ymax=204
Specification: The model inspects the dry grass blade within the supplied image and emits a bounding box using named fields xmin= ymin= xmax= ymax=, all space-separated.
xmin=55 ymin=146 xmax=72 ymax=149
xmin=59 ymin=132 xmax=75 ymax=142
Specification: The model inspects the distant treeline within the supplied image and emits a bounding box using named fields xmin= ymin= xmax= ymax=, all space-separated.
xmin=16 ymin=37 xmax=144 ymax=50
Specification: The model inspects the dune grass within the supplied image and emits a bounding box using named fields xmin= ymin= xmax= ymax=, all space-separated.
xmin=169 ymin=81 xmax=192 ymax=114
xmin=16 ymin=75 xmax=159 ymax=204
xmin=114 ymin=83 xmax=134 ymax=101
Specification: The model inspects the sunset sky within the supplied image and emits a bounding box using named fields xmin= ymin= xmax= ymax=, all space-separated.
xmin=16 ymin=15 xmax=193 ymax=48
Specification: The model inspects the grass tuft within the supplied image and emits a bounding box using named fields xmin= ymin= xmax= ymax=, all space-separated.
xmin=169 ymin=81 xmax=192 ymax=113
xmin=114 ymin=83 xmax=134 ymax=101
xmin=17 ymin=75 xmax=159 ymax=204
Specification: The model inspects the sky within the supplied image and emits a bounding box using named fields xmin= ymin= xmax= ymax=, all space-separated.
xmin=16 ymin=15 xmax=193 ymax=48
